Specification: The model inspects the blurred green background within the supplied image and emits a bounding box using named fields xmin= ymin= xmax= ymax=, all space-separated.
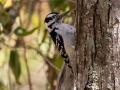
xmin=0 ymin=0 xmax=75 ymax=90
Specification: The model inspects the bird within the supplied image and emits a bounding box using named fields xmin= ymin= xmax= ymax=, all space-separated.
xmin=44 ymin=11 xmax=77 ymax=78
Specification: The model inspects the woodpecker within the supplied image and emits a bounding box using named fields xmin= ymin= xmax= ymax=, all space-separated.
xmin=44 ymin=11 xmax=77 ymax=78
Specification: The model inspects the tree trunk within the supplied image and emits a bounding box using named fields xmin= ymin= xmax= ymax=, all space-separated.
xmin=76 ymin=0 xmax=120 ymax=90
xmin=56 ymin=63 xmax=74 ymax=90
xmin=56 ymin=0 xmax=120 ymax=90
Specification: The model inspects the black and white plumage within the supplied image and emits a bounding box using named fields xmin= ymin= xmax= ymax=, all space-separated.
xmin=44 ymin=11 xmax=76 ymax=76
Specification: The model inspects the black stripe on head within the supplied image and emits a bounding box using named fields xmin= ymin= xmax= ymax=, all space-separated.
xmin=44 ymin=12 xmax=59 ymax=23
xmin=48 ymin=22 xmax=55 ymax=29
xmin=44 ymin=17 xmax=53 ymax=23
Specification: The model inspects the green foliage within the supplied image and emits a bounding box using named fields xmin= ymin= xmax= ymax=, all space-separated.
xmin=50 ymin=0 xmax=65 ymax=8
xmin=54 ymin=55 xmax=63 ymax=74
xmin=0 ymin=82 xmax=9 ymax=90
xmin=54 ymin=55 xmax=63 ymax=69
xmin=9 ymin=50 xmax=21 ymax=84
xmin=0 ymin=3 xmax=9 ymax=25
xmin=49 ymin=0 xmax=69 ymax=11
xmin=0 ymin=86 xmax=9 ymax=90
xmin=14 ymin=27 xmax=38 ymax=36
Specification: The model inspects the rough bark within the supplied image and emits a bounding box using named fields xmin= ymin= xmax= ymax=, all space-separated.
xmin=56 ymin=0 xmax=120 ymax=90
xmin=76 ymin=0 xmax=120 ymax=90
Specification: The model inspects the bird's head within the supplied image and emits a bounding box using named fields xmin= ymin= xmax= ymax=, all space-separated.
xmin=44 ymin=11 xmax=70 ymax=32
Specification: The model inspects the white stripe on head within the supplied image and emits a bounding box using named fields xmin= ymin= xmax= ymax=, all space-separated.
xmin=47 ymin=14 xmax=56 ymax=18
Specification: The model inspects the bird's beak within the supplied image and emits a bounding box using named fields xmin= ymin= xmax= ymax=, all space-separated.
xmin=56 ymin=11 xmax=70 ymax=21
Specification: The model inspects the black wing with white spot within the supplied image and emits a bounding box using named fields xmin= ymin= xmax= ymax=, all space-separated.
xmin=56 ymin=34 xmax=67 ymax=58
xmin=55 ymin=34 xmax=73 ymax=70
xmin=50 ymin=28 xmax=72 ymax=69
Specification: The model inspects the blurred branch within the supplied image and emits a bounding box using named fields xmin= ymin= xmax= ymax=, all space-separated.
xmin=1 ymin=37 xmax=59 ymax=71
xmin=56 ymin=63 xmax=74 ymax=90
xmin=28 ymin=46 xmax=60 ymax=71
xmin=23 ymin=40 xmax=32 ymax=90
xmin=13 ymin=0 xmax=49 ymax=2
xmin=37 ymin=1 xmax=42 ymax=46
xmin=46 ymin=38 xmax=52 ymax=55
xmin=68 ymin=0 xmax=76 ymax=3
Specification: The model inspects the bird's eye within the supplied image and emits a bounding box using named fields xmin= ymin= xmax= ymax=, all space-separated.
xmin=52 ymin=15 xmax=56 ymax=18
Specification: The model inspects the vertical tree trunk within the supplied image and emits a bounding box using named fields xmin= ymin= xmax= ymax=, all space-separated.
xmin=56 ymin=0 xmax=120 ymax=90
xmin=76 ymin=0 xmax=120 ymax=90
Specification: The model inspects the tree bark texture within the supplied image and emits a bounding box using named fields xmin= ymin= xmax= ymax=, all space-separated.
xmin=76 ymin=0 xmax=120 ymax=90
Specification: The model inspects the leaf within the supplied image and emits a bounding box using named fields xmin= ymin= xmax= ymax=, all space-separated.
xmin=14 ymin=27 xmax=38 ymax=36
xmin=0 ymin=3 xmax=9 ymax=25
xmin=9 ymin=50 xmax=21 ymax=84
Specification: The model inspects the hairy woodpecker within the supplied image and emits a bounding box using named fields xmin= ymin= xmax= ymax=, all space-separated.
xmin=44 ymin=11 xmax=77 ymax=77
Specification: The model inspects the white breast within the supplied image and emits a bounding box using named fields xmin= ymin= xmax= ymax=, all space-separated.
xmin=55 ymin=23 xmax=76 ymax=58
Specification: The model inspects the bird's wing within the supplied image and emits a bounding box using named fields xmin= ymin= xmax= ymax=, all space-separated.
xmin=66 ymin=24 xmax=76 ymax=34
xmin=65 ymin=24 xmax=76 ymax=48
